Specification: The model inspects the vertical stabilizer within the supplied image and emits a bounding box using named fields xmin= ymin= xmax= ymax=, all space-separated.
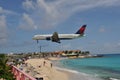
xmin=75 ymin=25 xmax=86 ymax=34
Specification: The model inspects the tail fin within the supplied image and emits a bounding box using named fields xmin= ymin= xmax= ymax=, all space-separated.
xmin=75 ymin=25 xmax=86 ymax=34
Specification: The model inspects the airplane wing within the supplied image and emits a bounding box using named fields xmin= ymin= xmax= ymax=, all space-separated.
xmin=51 ymin=32 xmax=61 ymax=43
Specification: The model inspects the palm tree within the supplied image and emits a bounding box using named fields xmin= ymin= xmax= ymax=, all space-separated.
xmin=0 ymin=54 xmax=15 ymax=80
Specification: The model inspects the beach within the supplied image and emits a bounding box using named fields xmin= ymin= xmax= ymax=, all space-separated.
xmin=17 ymin=54 xmax=120 ymax=80
xmin=22 ymin=58 xmax=69 ymax=80
xmin=18 ymin=57 xmax=102 ymax=80
xmin=21 ymin=58 xmax=101 ymax=80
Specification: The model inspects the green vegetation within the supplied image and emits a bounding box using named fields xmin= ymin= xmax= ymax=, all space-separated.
xmin=0 ymin=54 xmax=15 ymax=80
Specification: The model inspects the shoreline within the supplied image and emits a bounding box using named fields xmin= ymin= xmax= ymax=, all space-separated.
xmin=18 ymin=57 xmax=102 ymax=80
xmin=23 ymin=58 xmax=69 ymax=80
xmin=52 ymin=56 xmax=120 ymax=80
xmin=53 ymin=60 xmax=103 ymax=80
xmin=22 ymin=58 xmax=100 ymax=80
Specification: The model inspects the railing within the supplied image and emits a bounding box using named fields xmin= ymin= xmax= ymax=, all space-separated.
xmin=12 ymin=65 xmax=36 ymax=80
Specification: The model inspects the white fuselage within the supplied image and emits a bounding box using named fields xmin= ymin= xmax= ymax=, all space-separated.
xmin=33 ymin=34 xmax=83 ymax=40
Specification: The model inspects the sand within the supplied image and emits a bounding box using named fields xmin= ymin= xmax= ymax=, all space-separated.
xmin=24 ymin=58 xmax=69 ymax=80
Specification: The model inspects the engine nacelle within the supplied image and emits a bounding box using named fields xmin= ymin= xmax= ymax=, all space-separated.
xmin=46 ymin=37 xmax=51 ymax=40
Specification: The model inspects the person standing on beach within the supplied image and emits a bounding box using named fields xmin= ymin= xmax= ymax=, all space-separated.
xmin=50 ymin=63 xmax=52 ymax=68
xmin=19 ymin=63 xmax=23 ymax=70
xmin=43 ymin=61 xmax=46 ymax=66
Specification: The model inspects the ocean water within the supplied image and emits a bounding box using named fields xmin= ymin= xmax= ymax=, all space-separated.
xmin=54 ymin=54 xmax=120 ymax=80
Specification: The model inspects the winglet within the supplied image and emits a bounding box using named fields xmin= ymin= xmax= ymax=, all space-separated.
xmin=75 ymin=25 xmax=86 ymax=34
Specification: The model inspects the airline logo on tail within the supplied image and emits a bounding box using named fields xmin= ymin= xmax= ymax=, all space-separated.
xmin=75 ymin=25 xmax=86 ymax=34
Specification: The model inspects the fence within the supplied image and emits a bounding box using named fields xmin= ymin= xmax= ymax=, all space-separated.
xmin=12 ymin=65 xmax=36 ymax=80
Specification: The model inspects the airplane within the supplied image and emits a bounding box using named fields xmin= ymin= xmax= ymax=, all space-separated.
xmin=32 ymin=25 xmax=86 ymax=43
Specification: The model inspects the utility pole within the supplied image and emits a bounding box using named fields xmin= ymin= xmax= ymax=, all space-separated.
xmin=39 ymin=45 xmax=42 ymax=53
xmin=38 ymin=44 xmax=48 ymax=58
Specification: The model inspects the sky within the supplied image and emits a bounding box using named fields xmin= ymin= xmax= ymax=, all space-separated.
xmin=0 ymin=0 xmax=120 ymax=54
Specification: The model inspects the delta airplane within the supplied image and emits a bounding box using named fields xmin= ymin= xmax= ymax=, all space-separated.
xmin=32 ymin=25 xmax=86 ymax=43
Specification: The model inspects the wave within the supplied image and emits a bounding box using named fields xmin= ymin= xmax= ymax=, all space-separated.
xmin=55 ymin=66 xmax=80 ymax=74
xmin=54 ymin=66 xmax=103 ymax=80
xmin=109 ymin=77 xmax=120 ymax=80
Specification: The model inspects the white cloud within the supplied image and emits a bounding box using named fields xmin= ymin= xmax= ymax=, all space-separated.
xmin=99 ymin=27 xmax=106 ymax=33
xmin=61 ymin=43 xmax=71 ymax=50
xmin=117 ymin=42 xmax=120 ymax=46
xmin=21 ymin=0 xmax=120 ymax=30
xmin=0 ymin=15 xmax=8 ymax=45
xmin=19 ymin=13 xmax=37 ymax=30
xmin=0 ymin=6 xmax=18 ymax=47
xmin=22 ymin=0 xmax=35 ymax=11
xmin=89 ymin=40 xmax=97 ymax=44
xmin=0 ymin=7 xmax=17 ymax=15
xmin=102 ymin=42 xmax=120 ymax=53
